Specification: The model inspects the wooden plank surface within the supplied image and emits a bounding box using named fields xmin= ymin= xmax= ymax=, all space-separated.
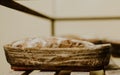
xmin=30 ymin=70 xmax=90 ymax=75
xmin=4 ymin=70 xmax=25 ymax=75
xmin=29 ymin=70 xmax=90 ymax=75
xmin=105 ymin=57 xmax=120 ymax=70
xmin=5 ymin=56 xmax=120 ymax=75
xmin=29 ymin=70 xmax=55 ymax=75
xmin=105 ymin=70 xmax=120 ymax=75
xmin=21 ymin=70 xmax=33 ymax=75
xmin=90 ymin=70 xmax=104 ymax=75
xmin=105 ymin=56 xmax=120 ymax=75
xmin=71 ymin=72 xmax=89 ymax=75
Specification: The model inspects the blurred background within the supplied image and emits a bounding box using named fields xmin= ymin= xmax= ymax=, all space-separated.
xmin=1 ymin=0 xmax=120 ymax=75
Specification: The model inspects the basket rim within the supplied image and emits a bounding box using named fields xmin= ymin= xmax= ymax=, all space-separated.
xmin=4 ymin=44 xmax=111 ymax=51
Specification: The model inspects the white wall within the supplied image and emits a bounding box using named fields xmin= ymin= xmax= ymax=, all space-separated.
xmin=55 ymin=0 xmax=120 ymax=17
xmin=55 ymin=0 xmax=120 ymax=40
xmin=0 ymin=1 xmax=53 ymax=74
xmin=15 ymin=0 xmax=55 ymax=17
xmin=55 ymin=20 xmax=120 ymax=39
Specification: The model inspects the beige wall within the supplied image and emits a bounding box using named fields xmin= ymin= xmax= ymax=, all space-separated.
xmin=15 ymin=0 xmax=55 ymax=17
xmin=55 ymin=0 xmax=120 ymax=17
xmin=0 ymin=1 xmax=53 ymax=74
xmin=55 ymin=20 xmax=120 ymax=39
xmin=55 ymin=0 xmax=120 ymax=39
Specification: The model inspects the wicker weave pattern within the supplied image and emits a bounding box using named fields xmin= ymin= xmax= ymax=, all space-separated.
xmin=4 ymin=44 xmax=111 ymax=71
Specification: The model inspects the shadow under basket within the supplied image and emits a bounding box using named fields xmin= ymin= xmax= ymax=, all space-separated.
xmin=4 ymin=44 xmax=111 ymax=71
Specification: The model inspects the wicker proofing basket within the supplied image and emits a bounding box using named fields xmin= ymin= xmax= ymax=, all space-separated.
xmin=4 ymin=44 xmax=111 ymax=71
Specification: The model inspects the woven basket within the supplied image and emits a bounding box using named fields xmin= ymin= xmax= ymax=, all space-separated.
xmin=4 ymin=44 xmax=111 ymax=71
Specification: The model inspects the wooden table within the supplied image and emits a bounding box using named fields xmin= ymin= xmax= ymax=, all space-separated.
xmin=6 ymin=56 xmax=120 ymax=75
